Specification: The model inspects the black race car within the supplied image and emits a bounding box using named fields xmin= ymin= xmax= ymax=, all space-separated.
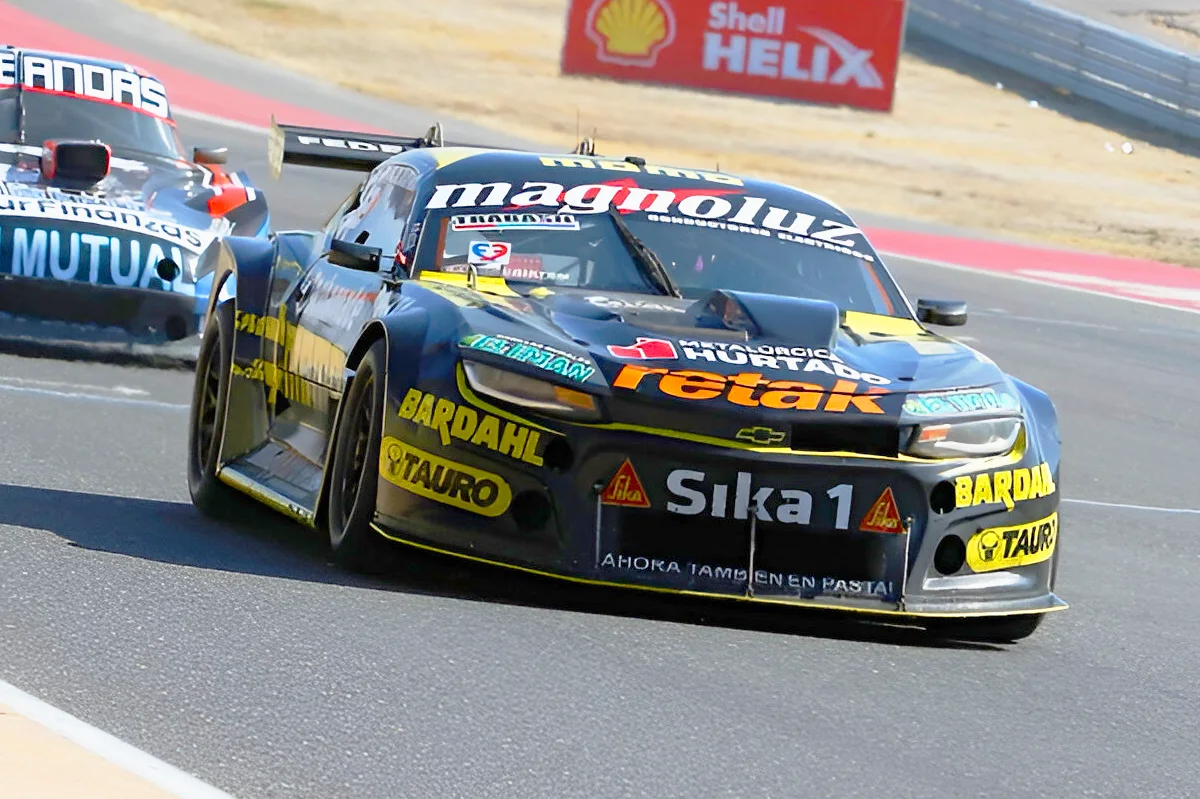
xmin=182 ymin=120 xmax=1064 ymax=642
xmin=0 ymin=47 xmax=268 ymax=359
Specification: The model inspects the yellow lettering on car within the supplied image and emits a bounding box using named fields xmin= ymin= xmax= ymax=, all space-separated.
xmin=234 ymin=309 xmax=347 ymax=395
xmin=954 ymin=463 xmax=1057 ymax=510
xmin=379 ymin=437 xmax=512 ymax=517
xmin=966 ymin=512 xmax=1058 ymax=573
xmin=232 ymin=358 xmax=314 ymax=408
xmin=397 ymin=388 xmax=545 ymax=466
xmin=539 ymin=155 xmax=744 ymax=186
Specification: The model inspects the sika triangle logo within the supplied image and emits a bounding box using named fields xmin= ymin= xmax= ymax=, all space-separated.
xmin=860 ymin=487 xmax=903 ymax=534
xmin=601 ymin=459 xmax=651 ymax=508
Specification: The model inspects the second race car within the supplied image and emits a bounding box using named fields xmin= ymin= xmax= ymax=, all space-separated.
xmin=0 ymin=47 xmax=268 ymax=359
xmin=180 ymin=120 xmax=1065 ymax=643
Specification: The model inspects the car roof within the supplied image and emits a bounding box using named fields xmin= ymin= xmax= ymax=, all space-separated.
xmin=1 ymin=47 xmax=163 ymax=83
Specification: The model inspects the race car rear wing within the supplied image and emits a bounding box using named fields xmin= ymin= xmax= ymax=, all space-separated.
xmin=267 ymin=116 xmax=598 ymax=178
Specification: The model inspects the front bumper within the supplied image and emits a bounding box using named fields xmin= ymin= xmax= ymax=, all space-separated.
xmin=0 ymin=273 xmax=202 ymax=365
xmin=374 ymin=384 xmax=1066 ymax=620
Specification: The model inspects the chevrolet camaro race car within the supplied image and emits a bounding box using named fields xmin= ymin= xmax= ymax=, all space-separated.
xmin=183 ymin=120 xmax=1065 ymax=642
xmin=0 ymin=47 xmax=268 ymax=358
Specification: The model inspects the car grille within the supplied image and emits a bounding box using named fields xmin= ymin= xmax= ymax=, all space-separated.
xmin=609 ymin=510 xmax=896 ymax=585
xmin=791 ymin=421 xmax=901 ymax=457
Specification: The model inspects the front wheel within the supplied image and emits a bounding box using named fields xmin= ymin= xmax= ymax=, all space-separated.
xmin=187 ymin=302 xmax=241 ymax=517
xmin=327 ymin=339 xmax=391 ymax=572
xmin=927 ymin=613 xmax=1045 ymax=643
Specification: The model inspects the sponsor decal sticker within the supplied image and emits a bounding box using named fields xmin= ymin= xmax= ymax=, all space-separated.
xmin=232 ymin=358 xmax=315 ymax=409
xmin=607 ymin=337 xmax=678 ymax=360
xmin=966 ymin=512 xmax=1058 ymax=573
xmin=666 ymin=469 xmax=853 ymax=528
xmin=859 ymin=487 xmax=902 ymax=534
xmin=503 ymin=256 xmax=572 ymax=283
xmin=467 ymin=240 xmax=513 ymax=268
xmin=0 ymin=199 xmax=209 ymax=252
xmin=296 ymin=135 xmax=405 ymax=154
xmin=450 ymin=212 xmax=581 ymax=231
xmin=2 ymin=226 xmax=185 ymax=291
xmin=438 ymin=173 xmax=876 ymax=261
xmin=735 ymin=426 xmax=786 ymax=445
xmin=614 ymin=366 xmax=891 ymax=414
xmin=677 ymin=338 xmax=888 ymax=383
xmin=380 ymin=436 xmax=513 ymax=517
xmin=462 ymin=333 xmax=596 ymax=382
xmin=539 ymin=156 xmax=741 ymax=186
xmin=601 ymin=459 xmax=651 ymax=508
xmin=904 ymin=388 xmax=1018 ymax=416
xmin=397 ymin=388 xmax=546 ymax=466
xmin=954 ymin=463 xmax=1056 ymax=511
xmin=425 ymin=180 xmax=873 ymax=257
xmin=0 ymin=52 xmax=170 ymax=119
xmin=585 ymin=295 xmax=685 ymax=313
xmin=597 ymin=554 xmax=896 ymax=598
xmin=235 ymin=310 xmax=346 ymax=396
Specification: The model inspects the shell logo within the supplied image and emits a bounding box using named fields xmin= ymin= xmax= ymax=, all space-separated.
xmin=585 ymin=0 xmax=677 ymax=68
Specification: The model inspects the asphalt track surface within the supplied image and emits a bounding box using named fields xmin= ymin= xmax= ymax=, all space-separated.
xmin=2 ymin=4 xmax=1200 ymax=799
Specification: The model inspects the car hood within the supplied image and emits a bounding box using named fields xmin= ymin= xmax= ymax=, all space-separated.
xmin=442 ymin=284 xmax=1016 ymax=419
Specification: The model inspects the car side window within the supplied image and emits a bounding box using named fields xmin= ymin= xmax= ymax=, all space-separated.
xmin=325 ymin=183 xmax=364 ymax=243
xmin=333 ymin=163 xmax=424 ymax=271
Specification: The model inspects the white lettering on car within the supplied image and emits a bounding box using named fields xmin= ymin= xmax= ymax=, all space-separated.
xmin=10 ymin=54 xmax=171 ymax=118
xmin=5 ymin=227 xmax=183 ymax=290
xmin=425 ymin=181 xmax=872 ymax=256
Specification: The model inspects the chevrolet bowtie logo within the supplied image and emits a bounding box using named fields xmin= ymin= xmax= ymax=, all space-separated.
xmin=735 ymin=426 xmax=787 ymax=445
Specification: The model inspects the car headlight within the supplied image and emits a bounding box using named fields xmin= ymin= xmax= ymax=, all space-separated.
xmin=905 ymin=417 xmax=1022 ymax=459
xmin=463 ymin=360 xmax=601 ymax=420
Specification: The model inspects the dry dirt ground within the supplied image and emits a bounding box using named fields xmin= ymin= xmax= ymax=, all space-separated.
xmin=124 ymin=0 xmax=1200 ymax=265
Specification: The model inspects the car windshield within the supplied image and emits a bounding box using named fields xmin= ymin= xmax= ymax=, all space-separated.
xmin=416 ymin=207 xmax=909 ymax=317
xmin=0 ymin=87 xmax=182 ymax=159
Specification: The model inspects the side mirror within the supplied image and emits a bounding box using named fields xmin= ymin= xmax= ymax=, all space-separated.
xmin=916 ymin=299 xmax=968 ymax=327
xmin=327 ymin=238 xmax=382 ymax=272
xmin=42 ymin=140 xmax=111 ymax=186
xmin=193 ymin=146 xmax=229 ymax=165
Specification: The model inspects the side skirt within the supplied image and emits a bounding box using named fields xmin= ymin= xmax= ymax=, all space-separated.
xmin=218 ymin=463 xmax=317 ymax=527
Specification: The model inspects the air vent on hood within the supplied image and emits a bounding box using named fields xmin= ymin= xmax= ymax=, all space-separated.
xmin=688 ymin=290 xmax=841 ymax=348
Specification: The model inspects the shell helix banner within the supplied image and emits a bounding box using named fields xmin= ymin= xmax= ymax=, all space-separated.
xmin=561 ymin=0 xmax=908 ymax=112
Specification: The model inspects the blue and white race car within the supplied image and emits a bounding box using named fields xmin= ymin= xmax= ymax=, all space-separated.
xmin=0 ymin=47 xmax=269 ymax=359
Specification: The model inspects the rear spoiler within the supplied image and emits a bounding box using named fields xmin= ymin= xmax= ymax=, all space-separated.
xmin=267 ymin=116 xmax=598 ymax=179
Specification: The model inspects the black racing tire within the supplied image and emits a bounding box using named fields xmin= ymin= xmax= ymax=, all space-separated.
xmin=187 ymin=302 xmax=240 ymax=517
xmin=927 ymin=613 xmax=1045 ymax=643
xmin=327 ymin=339 xmax=391 ymax=572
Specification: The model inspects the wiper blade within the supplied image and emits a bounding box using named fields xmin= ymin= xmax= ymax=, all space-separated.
xmin=607 ymin=207 xmax=682 ymax=299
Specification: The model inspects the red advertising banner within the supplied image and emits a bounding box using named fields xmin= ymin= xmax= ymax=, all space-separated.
xmin=561 ymin=0 xmax=908 ymax=112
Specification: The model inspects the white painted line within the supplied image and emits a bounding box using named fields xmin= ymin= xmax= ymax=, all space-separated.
xmin=0 ymin=376 xmax=150 ymax=396
xmin=174 ymin=107 xmax=270 ymax=136
xmin=881 ymin=250 xmax=1200 ymax=317
xmin=0 ymin=383 xmax=187 ymax=410
xmin=1063 ymin=498 xmax=1200 ymax=515
xmin=0 ymin=679 xmax=237 ymax=799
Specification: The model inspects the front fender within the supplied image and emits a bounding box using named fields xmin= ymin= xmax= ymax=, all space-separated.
xmin=377 ymin=308 xmax=434 ymax=417
xmin=199 ymin=235 xmax=279 ymax=328
xmin=1013 ymin=377 xmax=1061 ymax=479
